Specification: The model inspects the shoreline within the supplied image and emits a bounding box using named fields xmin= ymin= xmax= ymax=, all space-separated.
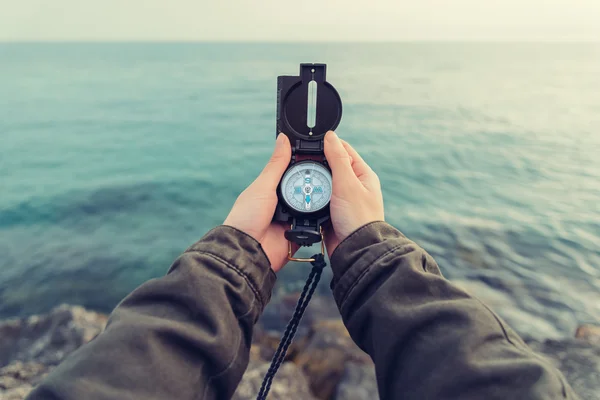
xmin=1 ymin=303 xmax=598 ymax=400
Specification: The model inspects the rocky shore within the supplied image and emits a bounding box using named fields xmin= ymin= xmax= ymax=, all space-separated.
xmin=1 ymin=301 xmax=599 ymax=400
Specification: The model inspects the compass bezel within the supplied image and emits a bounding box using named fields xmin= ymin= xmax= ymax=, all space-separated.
xmin=279 ymin=160 xmax=332 ymax=215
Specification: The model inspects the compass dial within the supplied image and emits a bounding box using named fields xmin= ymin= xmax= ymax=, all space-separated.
xmin=280 ymin=161 xmax=332 ymax=213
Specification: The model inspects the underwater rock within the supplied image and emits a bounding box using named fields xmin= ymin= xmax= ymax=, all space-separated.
xmin=575 ymin=324 xmax=600 ymax=345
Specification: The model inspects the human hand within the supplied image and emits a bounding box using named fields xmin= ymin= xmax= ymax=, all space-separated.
xmin=323 ymin=131 xmax=385 ymax=255
xmin=224 ymin=134 xmax=298 ymax=273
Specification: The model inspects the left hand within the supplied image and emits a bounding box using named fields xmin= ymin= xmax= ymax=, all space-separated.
xmin=224 ymin=134 xmax=298 ymax=272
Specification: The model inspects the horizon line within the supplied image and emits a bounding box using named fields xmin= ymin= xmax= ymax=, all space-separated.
xmin=1 ymin=39 xmax=599 ymax=44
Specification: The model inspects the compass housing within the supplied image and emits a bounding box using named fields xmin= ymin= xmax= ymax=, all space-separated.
xmin=273 ymin=63 xmax=343 ymax=247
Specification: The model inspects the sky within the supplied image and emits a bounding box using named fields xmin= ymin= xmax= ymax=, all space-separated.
xmin=1 ymin=0 xmax=599 ymax=42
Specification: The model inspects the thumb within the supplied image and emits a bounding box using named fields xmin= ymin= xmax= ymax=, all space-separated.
xmin=256 ymin=133 xmax=291 ymax=190
xmin=324 ymin=131 xmax=358 ymax=183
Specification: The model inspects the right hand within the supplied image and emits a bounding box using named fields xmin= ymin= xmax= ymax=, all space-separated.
xmin=323 ymin=131 xmax=385 ymax=255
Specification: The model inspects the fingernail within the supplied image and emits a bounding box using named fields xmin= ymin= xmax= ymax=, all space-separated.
xmin=276 ymin=133 xmax=285 ymax=147
xmin=326 ymin=131 xmax=337 ymax=141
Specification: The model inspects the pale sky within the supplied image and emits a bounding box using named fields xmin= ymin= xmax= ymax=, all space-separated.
xmin=1 ymin=0 xmax=599 ymax=41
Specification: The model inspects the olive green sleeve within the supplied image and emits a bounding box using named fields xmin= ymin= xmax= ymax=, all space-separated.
xmin=330 ymin=221 xmax=578 ymax=400
xmin=27 ymin=226 xmax=276 ymax=400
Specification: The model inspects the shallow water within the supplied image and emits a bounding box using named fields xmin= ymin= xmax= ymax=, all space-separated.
xmin=1 ymin=43 xmax=599 ymax=338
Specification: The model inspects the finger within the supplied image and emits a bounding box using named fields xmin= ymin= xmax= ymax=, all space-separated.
xmin=324 ymin=131 xmax=359 ymax=183
xmin=256 ymin=133 xmax=291 ymax=190
xmin=261 ymin=222 xmax=301 ymax=273
xmin=340 ymin=140 xmax=374 ymax=179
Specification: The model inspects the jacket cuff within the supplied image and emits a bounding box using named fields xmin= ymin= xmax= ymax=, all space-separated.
xmin=330 ymin=221 xmax=411 ymax=303
xmin=184 ymin=225 xmax=277 ymax=310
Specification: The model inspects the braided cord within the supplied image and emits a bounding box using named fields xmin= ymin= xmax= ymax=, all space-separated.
xmin=255 ymin=254 xmax=327 ymax=400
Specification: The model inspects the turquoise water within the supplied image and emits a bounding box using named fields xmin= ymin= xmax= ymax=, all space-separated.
xmin=1 ymin=43 xmax=599 ymax=338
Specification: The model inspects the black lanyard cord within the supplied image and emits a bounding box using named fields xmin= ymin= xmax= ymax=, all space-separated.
xmin=255 ymin=253 xmax=327 ymax=400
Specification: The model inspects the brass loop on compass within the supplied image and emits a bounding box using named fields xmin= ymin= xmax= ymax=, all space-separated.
xmin=287 ymin=226 xmax=325 ymax=262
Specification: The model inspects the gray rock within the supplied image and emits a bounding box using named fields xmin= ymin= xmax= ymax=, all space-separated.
xmin=0 ymin=305 xmax=106 ymax=400
xmin=294 ymin=319 xmax=371 ymax=399
xmin=260 ymin=293 xmax=340 ymax=336
xmin=0 ymin=361 xmax=52 ymax=400
xmin=0 ymin=304 xmax=107 ymax=368
xmin=233 ymin=361 xmax=315 ymax=400
xmin=528 ymin=339 xmax=600 ymax=400
xmin=1 ymin=304 xmax=599 ymax=400
xmin=335 ymin=362 xmax=378 ymax=400
xmin=251 ymin=326 xmax=302 ymax=364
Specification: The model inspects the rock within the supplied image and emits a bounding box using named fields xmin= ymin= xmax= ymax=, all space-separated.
xmin=335 ymin=362 xmax=378 ymax=400
xmin=0 ymin=304 xmax=107 ymax=368
xmin=2 ymin=304 xmax=600 ymax=400
xmin=293 ymin=319 xmax=372 ymax=400
xmin=251 ymin=325 xmax=303 ymax=363
xmin=260 ymin=294 xmax=340 ymax=335
xmin=233 ymin=361 xmax=315 ymax=400
xmin=527 ymin=339 xmax=600 ymax=400
xmin=575 ymin=325 xmax=600 ymax=345
xmin=0 ymin=305 xmax=106 ymax=400
xmin=0 ymin=361 xmax=52 ymax=399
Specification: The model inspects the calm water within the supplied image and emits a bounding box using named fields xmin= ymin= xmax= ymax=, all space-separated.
xmin=1 ymin=43 xmax=599 ymax=339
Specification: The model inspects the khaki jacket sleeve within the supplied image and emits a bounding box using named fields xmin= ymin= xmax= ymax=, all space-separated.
xmin=330 ymin=221 xmax=578 ymax=400
xmin=27 ymin=226 xmax=276 ymax=400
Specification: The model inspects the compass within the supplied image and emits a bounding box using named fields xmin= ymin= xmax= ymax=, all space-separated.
xmin=273 ymin=63 xmax=342 ymax=250
xmin=280 ymin=161 xmax=332 ymax=213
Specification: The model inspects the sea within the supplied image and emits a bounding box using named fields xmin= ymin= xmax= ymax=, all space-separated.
xmin=1 ymin=43 xmax=599 ymax=339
